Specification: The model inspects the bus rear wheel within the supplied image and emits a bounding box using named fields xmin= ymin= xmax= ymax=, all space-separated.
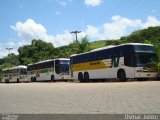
xmin=84 ymin=72 xmax=89 ymax=82
xmin=78 ymin=72 xmax=84 ymax=83
xmin=33 ymin=77 xmax=36 ymax=82
xmin=117 ymin=69 xmax=127 ymax=82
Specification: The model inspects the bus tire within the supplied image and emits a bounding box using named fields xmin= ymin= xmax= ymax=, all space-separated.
xmin=17 ymin=78 xmax=20 ymax=83
xmin=51 ymin=75 xmax=55 ymax=82
xmin=117 ymin=69 xmax=127 ymax=82
xmin=33 ymin=77 xmax=36 ymax=82
xmin=78 ymin=72 xmax=84 ymax=83
xmin=84 ymin=72 xmax=89 ymax=82
xmin=5 ymin=79 xmax=9 ymax=83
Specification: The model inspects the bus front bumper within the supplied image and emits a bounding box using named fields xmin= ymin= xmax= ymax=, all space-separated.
xmin=135 ymin=72 xmax=157 ymax=78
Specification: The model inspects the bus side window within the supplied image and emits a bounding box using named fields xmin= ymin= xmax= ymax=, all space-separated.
xmin=44 ymin=63 xmax=47 ymax=69
xmin=48 ymin=61 xmax=54 ymax=72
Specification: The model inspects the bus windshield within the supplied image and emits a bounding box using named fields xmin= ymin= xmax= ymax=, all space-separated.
xmin=59 ymin=64 xmax=70 ymax=73
xmin=135 ymin=53 xmax=157 ymax=67
xmin=55 ymin=60 xmax=70 ymax=74
xmin=20 ymin=68 xmax=27 ymax=75
xmin=59 ymin=60 xmax=70 ymax=73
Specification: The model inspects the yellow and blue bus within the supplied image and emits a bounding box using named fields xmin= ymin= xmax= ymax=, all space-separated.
xmin=70 ymin=43 xmax=158 ymax=82
xmin=27 ymin=58 xmax=72 ymax=82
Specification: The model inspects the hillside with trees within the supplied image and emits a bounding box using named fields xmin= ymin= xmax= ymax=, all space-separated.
xmin=0 ymin=26 xmax=160 ymax=69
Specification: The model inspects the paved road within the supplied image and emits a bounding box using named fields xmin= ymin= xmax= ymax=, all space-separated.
xmin=0 ymin=81 xmax=160 ymax=114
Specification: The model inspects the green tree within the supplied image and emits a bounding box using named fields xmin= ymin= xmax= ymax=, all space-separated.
xmin=18 ymin=39 xmax=55 ymax=65
xmin=57 ymin=36 xmax=90 ymax=58
xmin=76 ymin=36 xmax=90 ymax=54
xmin=1 ymin=53 xmax=20 ymax=68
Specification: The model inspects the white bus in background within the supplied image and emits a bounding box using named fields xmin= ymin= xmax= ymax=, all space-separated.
xmin=70 ymin=43 xmax=158 ymax=82
xmin=2 ymin=65 xmax=28 ymax=83
xmin=27 ymin=58 xmax=72 ymax=82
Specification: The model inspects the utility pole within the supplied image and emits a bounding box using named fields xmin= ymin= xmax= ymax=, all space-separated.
xmin=70 ymin=30 xmax=81 ymax=41
xmin=6 ymin=47 xmax=13 ymax=67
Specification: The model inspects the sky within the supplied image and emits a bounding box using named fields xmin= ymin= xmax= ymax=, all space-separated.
xmin=0 ymin=0 xmax=160 ymax=58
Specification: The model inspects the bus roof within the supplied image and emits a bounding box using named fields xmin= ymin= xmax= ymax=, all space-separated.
xmin=28 ymin=58 xmax=70 ymax=65
xmin=70 ymin=43 xmax=154 ymax=57
xmin=35 ymin=59 xmax=53 ymax=64
xmin=91 ymin=45 xmax=116 ymax=52
xmin=2 ymin=65 xmax=27 ymax=71
xmin=118 ymin=43 xmax=153 ymax=46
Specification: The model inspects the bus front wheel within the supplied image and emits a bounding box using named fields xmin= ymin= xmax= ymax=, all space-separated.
xmin=51 ymin=75 xmax=55 ymax=82
xmin=117 ymin=69 xmax=127 ymax=82
xmin=78 ymin=72 xmax=84 ymax=83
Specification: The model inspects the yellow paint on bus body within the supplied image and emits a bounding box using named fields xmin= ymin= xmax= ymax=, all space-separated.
xmin=71 ymin=60 xmax=111 ymax=72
